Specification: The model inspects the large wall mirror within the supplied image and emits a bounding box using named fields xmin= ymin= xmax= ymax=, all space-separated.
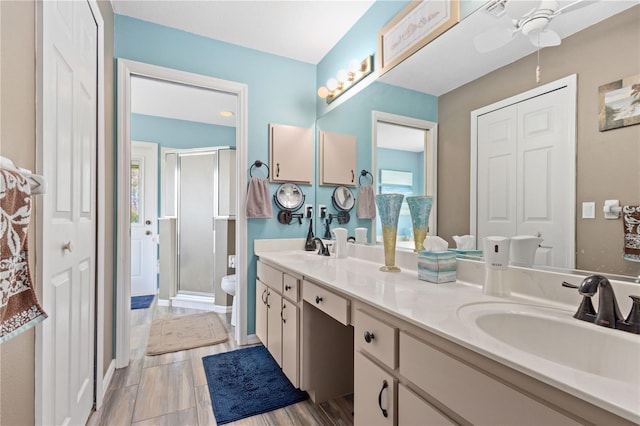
xmin=314 ymin=2 xmax=640 ymax=280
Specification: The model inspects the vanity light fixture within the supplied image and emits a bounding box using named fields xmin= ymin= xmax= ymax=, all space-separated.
xmin=317 ymin=55 xmax=374 ymax=104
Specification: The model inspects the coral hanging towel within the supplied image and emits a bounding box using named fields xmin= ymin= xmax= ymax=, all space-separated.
xmin=0 ymin=169 xmax=47 ymax=343
xmin=623 ymin=205 xmax=640 ymax=263
xmin=246 ymin=177 xmax=273 ymax=219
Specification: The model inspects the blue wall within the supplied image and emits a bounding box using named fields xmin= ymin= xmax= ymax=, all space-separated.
xmin=131 ymin=113 xmax=236 ymax=149
xmin=116 ymin=15 xmax=317 ymax=335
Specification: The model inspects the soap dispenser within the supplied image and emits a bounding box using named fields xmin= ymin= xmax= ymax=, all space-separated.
xmin=304 ymin=218 xmax=316 ymax=251
xmin=482 ymin=236 xmax=511 ymax=297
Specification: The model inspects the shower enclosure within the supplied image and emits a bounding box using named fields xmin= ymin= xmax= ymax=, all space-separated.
xmin=161 ymin=147 xmax=236 ymax=306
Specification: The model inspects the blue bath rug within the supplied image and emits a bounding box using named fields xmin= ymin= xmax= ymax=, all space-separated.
xmin=203 ymin=345 xmax=308 ymax=424
xmin=131 ymin=294 xmax=154 ymax=310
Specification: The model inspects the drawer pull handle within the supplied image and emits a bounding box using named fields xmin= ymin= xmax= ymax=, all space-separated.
xmin=364 ymin=331 xmax=375 ymax=343
xmin=266 ymin=290 xmax=271 ymax=309
xmin=315 ymin=296 xmax=323 ymax=304
xmin=285 ymin=285 xmax=292 ymax=291
xmin=281 ymin=303 xmax=286 ymax=323
xmin=378 ymin=380 xmax=389 ymax=418
xmin=261 ymin=289 xmax=268 ymax=304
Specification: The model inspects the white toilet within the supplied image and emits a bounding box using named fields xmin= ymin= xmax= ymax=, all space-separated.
xmin=221 ymin=274 xmax=237 ymax=326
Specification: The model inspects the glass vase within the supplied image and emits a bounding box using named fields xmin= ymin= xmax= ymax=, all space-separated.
xmin=406 ymin=196 xmax=433 ymax=252
xmin=375 ymin=193 xmax=404 ymax=272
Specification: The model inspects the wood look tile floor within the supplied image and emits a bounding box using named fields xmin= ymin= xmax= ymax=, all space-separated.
xmin=87 ymin=300 xmax=354 ymax=425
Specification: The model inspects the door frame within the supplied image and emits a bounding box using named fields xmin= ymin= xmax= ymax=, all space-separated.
xmin=470 ymin=74 xmax=577 ymax=266
xmin=116 ymin=59 xmax=249 ymax=368
xmin=34 ymin=0 xmax=107 ymax=417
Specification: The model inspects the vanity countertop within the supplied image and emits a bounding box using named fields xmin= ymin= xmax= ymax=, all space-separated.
xmin=255 ymin=249 xmax=640 ymax=423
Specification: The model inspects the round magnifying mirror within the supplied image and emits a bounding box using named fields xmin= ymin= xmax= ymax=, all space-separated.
xmin=332 ymin=186 xmax=355 ymax=211
xmin=274 ymin=183 xmax=305 ymax=211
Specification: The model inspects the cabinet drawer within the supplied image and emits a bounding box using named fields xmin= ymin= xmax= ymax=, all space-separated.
xmin=303 ymin=280 xmax=350 ymax=325
xmin=282 ymin=273 xmax=299 ymax=302
xmin=399 ymin=332 xmax=580 ymax=425
xmin=354 ymin=352 xmax=395 ymax=426
xmin=354 ymin=310 xmax=397 ymax=369
xmin=257 ymin=261 xmax=283 ymax=291
xmin=398 ymin=383 xmax=454 ymax=426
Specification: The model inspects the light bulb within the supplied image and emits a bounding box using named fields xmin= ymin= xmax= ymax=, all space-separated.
xmin=326 ymin=78 xmax=339 ymax=91
xmin=348 ymin=59 xmax=361 ymax=73
xmin=336 ymin=69 xmax=349 ymax=83
xmin=317 ymin=86 xmax=330 ymax=99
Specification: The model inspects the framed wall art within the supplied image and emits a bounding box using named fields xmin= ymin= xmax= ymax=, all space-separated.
xmin=599 ymin=73 xmax=640 ymax=131
xmin=378 ymin=0 xmax=460 ymax=76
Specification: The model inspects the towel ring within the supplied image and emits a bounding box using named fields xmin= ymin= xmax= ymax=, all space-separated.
xmin=358 ymin=169 xmax=373 ymax=185
xmin=250 ymin=160 xmax=269 ymax=178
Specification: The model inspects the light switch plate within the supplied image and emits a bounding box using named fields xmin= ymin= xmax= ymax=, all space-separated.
xmin=582 ymin=202 xmax=595 ymax=219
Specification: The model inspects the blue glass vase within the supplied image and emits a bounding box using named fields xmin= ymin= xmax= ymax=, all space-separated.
xmin=375 ymin=193 xmax=404 ymax=272
xmin=406 ymin=196 xmax=433 ymax=252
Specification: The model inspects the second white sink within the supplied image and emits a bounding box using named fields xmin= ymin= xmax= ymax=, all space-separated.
xmin=457 ymin=302 xmax=640 ymax=385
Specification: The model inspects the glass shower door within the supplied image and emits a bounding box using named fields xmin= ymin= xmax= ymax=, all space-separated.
xmin=177 ymin=152 xmax=216 ymax=295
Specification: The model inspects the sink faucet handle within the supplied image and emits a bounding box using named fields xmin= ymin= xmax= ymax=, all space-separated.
xmin=562 ymin=281 xmax=596 ymax=322
xmin=623 ymin=296 xmax=640 ymax=334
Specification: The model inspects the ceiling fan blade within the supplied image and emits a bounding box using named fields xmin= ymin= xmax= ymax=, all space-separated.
xmin=474 ymin=27 xmax=517 ymax=53
xmin=504 ymin=0 xmax=539 ymax=20
xmin=529 ymin=29 xmax=561 ymax=47
xmin=553 ymin=0 xmax=595 ymax=16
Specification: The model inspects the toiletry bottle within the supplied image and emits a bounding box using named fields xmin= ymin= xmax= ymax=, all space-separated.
xmin=482 ymin=236 xmax=511 ymax=297
xmin=304 ymin=218 xmax=316 ymax=251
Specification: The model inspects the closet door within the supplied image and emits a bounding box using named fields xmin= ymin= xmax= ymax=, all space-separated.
xmin=477 ymin=87 xmax=573 ymax=268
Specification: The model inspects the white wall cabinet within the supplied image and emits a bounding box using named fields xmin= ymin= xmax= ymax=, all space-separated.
xmin=319 ymin=131 xmax=357 ymax=186
xmin=269 ymin=123 xmax=314 ymax=184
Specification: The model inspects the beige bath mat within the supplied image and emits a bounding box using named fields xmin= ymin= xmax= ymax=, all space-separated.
xmin=146 ymin=312 xmax=228 ymax=355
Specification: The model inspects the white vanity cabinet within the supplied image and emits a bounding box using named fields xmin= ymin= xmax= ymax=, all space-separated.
xmin=256 ymin=260 xmax=301 ymax=387
xmin=269 ymin=123 xmax=314 ymax=184
xmin=319 ymin=130 xmax=357 ymax=186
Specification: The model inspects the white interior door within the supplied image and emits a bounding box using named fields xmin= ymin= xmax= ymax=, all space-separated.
xmin=477 ymin=87 xmax=573 ymax=268
xmin=39 ymin=0 xmax=97 ymax=424
xmin=131 ymin=141 xmax=158 ymax=296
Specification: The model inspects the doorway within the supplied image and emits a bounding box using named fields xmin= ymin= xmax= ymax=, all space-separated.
xmin=116 ymin=59 xmax=249 ymax=369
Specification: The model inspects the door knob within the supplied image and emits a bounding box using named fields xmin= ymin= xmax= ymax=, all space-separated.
xmin=62 ymin=241 xmax=74 ymax=252
xmin=145 ymin=220 xmax=151 ymax=225
xmin=146 ymin=230 xmax=152 ymax=235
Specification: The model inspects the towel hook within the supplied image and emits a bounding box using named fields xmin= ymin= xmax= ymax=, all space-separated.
xmin=249 ymin=160 xmax=270 ymax=179
xmin=358 ymin=169 xmax=373 ymax=186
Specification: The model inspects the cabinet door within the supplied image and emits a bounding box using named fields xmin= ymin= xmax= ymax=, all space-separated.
xmin=281 ymin=299 xmax=299 ymax=387
xmin=267 ymin=291 xmax=283 ymax=367
xmin=269 ymin=123 xmax=313 ymax=184
xmin=398 ymin=384 xmax=454 ymax=425
xmin=354 ymin=352 xmax=395 ymax=426
xmin=320 ymin=131 xmax=357 ymax=186
xmin=255 ymin=280 xmax=269 ymax=345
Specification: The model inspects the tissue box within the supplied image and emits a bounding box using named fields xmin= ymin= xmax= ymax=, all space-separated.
xmin=418 ymin=251 xmax=456 ymax=283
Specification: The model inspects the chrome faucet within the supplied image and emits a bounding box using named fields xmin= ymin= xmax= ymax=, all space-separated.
xmin=563 ymin=275 xmax=640 ymax=334
xmin=313 ymin=238 xmax=330 ymax=256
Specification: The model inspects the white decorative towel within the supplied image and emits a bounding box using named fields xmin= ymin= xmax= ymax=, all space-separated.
xmin=0 ymin=169 xmax=47 ymax=343
xmin=246 ymin=177 xmax=273 ymax=219
xmin=623 ymin=205 xmax=640 ymax=262
xmin=357 ymin=184 xmax=376 ymax=219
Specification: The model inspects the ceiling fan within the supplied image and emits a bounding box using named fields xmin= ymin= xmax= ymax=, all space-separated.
xmin=474 ymin=0 xmax=592 ymax=53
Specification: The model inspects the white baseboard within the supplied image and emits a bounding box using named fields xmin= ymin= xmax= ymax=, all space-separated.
xmin=170 ymin=294 xmax=216 ymax=311
xmin=213 ymin=304 xmax=232 ymax=314
xmin=245 ymin=334 xmax=261 ymax=345
xmin=98 ymin=359 xmax=116 ymax=409
xmin=157 ymin=298 xmax=170 ymax=307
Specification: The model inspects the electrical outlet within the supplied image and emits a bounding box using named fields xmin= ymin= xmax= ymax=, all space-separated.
xmin=318 ymin=204 xmax=326 ymax=218
xmin=228 ymin=255 xmax=236 ymax=269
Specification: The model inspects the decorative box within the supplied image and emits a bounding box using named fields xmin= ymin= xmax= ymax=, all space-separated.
xmin=417 ymin=250 xmax=456 ymax=283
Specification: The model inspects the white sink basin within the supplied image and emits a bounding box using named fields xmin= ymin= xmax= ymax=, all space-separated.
xmin=457 ymin=302 xmax=640 ymax=385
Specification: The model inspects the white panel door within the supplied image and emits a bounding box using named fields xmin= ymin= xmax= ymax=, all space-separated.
xmin=477 ymin=105 xmax=517 ymax=240
xmin=40 ymin=1 xmax=97 ymax=425
xmin=517 ymin=88 xmax=572 ymax=267
xmin=131 ymin=141 xmax=158 ymax=296
xmin=477 ymin=87 xmax=572 ymax=268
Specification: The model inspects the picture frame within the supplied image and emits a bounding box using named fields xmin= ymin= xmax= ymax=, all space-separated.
xmin=378 ymin=0 xmax=460 ymax=76
xmin=598 ymin=73 xmax=640 ymax=131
